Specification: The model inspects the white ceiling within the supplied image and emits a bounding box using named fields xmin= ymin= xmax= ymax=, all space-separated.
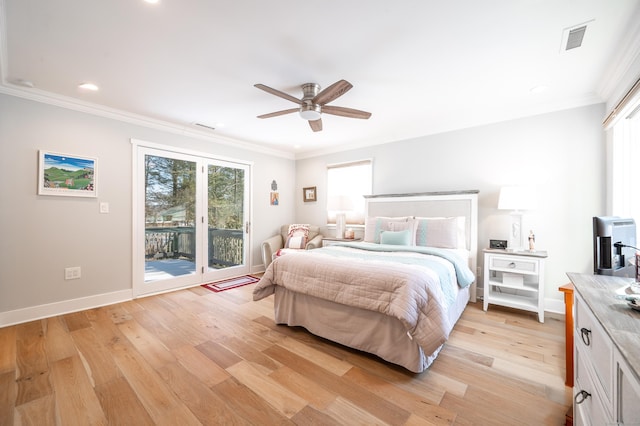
xmin=2 ymin=0 xmax=640 ymax=158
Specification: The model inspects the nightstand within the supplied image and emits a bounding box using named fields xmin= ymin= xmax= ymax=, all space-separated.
xmin=322 ymin=237 xmax=361 ymax=247
xmin=483 ymin=248 xmax=548 ymax=322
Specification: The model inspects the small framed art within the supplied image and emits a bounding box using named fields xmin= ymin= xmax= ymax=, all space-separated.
xmin=38 ymin=150 xmax=97 ymax=197
xmin=303 ymin=186 xmax=317 ymax=202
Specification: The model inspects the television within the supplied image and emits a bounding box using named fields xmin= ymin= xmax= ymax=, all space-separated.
xmin=593 ymin=216 xmax=637 ymax=277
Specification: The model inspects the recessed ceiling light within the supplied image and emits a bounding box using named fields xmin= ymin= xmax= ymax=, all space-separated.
xmin=144 ymin=0 xmax=159 ymax=4
xmin=78 ymin=82 xmax=99 ymax=91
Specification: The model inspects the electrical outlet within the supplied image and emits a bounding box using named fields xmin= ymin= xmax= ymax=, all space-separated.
xmin=64 ymin=266 xmax=81 ymax=280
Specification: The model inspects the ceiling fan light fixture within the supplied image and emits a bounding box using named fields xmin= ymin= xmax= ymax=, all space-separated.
xmin=299 ymin=104 xmax=321 ymax=121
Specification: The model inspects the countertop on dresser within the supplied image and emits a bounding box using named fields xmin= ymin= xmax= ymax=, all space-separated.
xmin=567 ymin=272 xmax=640 ymax=383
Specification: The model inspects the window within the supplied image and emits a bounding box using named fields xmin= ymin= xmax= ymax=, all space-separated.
xmin=326 ymin=160 xmax=372 ymax=225
xmin=612 ymin=108 xmax=640 ymax=218
xmin=609 ymin=77 xmax=640 ymax=221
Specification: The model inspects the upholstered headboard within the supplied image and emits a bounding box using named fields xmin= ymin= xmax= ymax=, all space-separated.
xmin=364 ymin=190 xmax=479 ymax=301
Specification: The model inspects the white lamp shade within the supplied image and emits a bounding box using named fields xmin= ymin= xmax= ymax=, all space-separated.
xmin=498 ymin=186 xmax=537 ymax=211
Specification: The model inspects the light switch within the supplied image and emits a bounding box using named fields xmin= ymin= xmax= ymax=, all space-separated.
xmin=100 ymin=202 xmax=109 ymax=214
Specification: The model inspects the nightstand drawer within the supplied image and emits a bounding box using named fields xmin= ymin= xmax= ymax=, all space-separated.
xmin=489 ymin=255 xmax=538 ymax=274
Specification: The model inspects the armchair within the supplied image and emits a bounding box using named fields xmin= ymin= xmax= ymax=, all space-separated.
xmin=261 ymin=224 xmax=324 ymax=269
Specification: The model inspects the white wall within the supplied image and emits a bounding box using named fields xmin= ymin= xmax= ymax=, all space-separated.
xmin=0 ymin=92 xmax=607 ymax=323
xmin=0 ymin=94 xmax=295 ymax=324
xmin=295 ymin=104 xmax=606 ymax=312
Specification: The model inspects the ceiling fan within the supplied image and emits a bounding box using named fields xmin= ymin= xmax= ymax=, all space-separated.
xmin=254 ymin=79 xmax=372 ymax=132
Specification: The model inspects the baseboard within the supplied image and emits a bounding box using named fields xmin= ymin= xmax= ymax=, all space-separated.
xmin=0 ymin=289 xmax=133 ymax=327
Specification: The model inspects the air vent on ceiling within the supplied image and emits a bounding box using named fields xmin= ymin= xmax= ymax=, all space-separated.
xmin=193 ymin=122 xmax=216 ymax=131
xmin=560 ymin=20 xmax=593 ymax=53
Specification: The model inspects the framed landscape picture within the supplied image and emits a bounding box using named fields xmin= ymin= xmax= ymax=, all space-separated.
xmin=38 ymin=150 xmax=97 ymax=197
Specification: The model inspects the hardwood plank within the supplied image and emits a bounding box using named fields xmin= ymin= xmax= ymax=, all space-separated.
xmin=95 ymin=377 xmax=154 ymax=426
xmin=62 ymin=311 xmax=92 ymax=332
xmin=109 ymin=334 xmax=202 ymax=425
xmin=196 ymin=340 xmax=243 ymax=369
xmin=13 ymin=395 xmax=56 ymax=426
xmin=227 ymin=360 xmax=308 ymax=418
xmin=70 ymin=326 xmax=123 ymax=387
xmin=324 ymin=396 xmax=391 ymax=425
xmin=156 ymin=362 xmax=250 ymax=425
xmin=14 ymin=321 xmax=52 ymax=406
xmin=0 ymin=371 xmax=16 ymax=426
xmin=290 ymin=404 xmax=343 ymax=426
xmin=268 ymin=365 xmax=337 ymax=410
xmin=0 ymin=326 xmax=16 ymax=375
xmin=264 ymin=344 xmax=411 ymax=425
xmin=49 ymin=355 xmax=108 ymax=425
xmin=211 ymin=377 xmax=294 ymax=425
xmin=276 ymin=336 xmax=352 ymax=376
xmin=343 ymin=367 xmax=456 ymax=425
xmin=117 ymin=319 xmax=176 ymax=369
xmin=171 ymin=344 xmax=230 ymax=388
xmin=43 ymin=317 xmax=76 ymax=363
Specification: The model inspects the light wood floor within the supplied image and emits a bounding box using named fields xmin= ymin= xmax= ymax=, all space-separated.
xmin=0 ymin=281 xmax=572 ymax=425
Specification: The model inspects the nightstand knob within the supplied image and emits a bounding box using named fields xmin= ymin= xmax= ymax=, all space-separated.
xmin=508 ymin=262 xmax=516 ymax=268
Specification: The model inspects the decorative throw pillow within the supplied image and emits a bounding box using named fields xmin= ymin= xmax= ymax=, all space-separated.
xmin=285 ymin=224 xmax=310 ymax=249
xmin=380 ymin=229 xmax=412 ymax=245
xmin=364 ymin=216 xmax=410 ymax=243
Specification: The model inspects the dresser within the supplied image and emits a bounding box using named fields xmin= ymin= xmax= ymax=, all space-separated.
xmin=567 ymin=273 xmax=640 ymax=425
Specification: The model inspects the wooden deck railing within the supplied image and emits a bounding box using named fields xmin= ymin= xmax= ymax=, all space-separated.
xmin=145 ymin=227 xmax=243 ymax=268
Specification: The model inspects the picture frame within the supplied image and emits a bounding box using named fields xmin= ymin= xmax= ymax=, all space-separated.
xmin=38 ymin=150 xmax=97 ymax=197
xmin=303 ymin=186 xmax=317 ymax=202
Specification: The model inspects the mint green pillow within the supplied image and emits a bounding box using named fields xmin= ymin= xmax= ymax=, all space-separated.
xmin=380 ymin=229 xmax=412 ymax=245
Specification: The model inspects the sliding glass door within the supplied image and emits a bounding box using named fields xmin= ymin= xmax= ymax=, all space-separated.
xmin=134 ymin=144 xmax=250 ymax=296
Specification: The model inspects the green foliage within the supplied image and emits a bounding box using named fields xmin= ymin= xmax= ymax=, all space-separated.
xmin=145 ymin=156 xmax=245 ymax=230
xmin=43 ymin=167 xmax=94 ymax=190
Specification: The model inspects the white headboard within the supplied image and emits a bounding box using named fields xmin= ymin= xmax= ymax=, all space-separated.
xmin=364 ymin=190 xmax=479 ymax=301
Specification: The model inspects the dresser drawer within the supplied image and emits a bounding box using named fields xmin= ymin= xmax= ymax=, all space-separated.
xmin=575 ymin=345 xmax=613 ymax=425
xmin=574 ymin=292 xmax=613 ymax=404
xmin=488 ymin=255 xmax=539 ymax=274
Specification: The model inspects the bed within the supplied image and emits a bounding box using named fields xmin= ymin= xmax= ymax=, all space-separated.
xmin=253 ymin=190 xmax=478 ymax=373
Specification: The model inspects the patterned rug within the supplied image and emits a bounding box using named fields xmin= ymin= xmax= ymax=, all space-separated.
xmin=201 ymin=275 xmax=260 ymax=292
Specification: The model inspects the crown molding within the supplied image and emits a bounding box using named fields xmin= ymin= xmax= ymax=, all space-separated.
xmin=597 ymin=6 xmax=640 ymax=105
xmin=0 ymin=84 xmax=296 ymax=160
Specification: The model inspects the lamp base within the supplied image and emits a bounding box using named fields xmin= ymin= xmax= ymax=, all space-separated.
xmin=336 ymin=213 xmax=346 ymax=239
xmin=508 ymin=212 xmax=523 ymax=251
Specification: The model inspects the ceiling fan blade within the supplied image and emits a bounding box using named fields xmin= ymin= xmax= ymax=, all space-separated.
xmin=312 ymin=79 xmax=353 ymax=105
xmin=322 ymin=105 xmax=372 ymax=119
xmin=309 ymin=119 xmax=323 ymax=132
xmin=254 ymin=84 xmax=303 ymax=105
xmin=257 ymin=108 xmax=299 ymax=119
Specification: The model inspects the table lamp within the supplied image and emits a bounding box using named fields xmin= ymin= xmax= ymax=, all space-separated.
xmin=498 ymin=186 xmax=537 ymax=251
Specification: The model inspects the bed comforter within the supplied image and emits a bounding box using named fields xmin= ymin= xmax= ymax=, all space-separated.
xmin=253 ymin=243 xmax=474 ymax=358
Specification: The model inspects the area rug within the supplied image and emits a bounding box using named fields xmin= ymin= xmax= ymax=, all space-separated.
xmin=201 ymin=275 xmax=260 ymax=293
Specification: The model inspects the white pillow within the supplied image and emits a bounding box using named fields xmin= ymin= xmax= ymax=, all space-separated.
xmin=414 ymin=217 xmax=466 ymax=249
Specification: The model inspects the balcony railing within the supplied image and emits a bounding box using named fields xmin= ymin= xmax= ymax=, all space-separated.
xmin=145 ymin=227 xmax=243 ymax=268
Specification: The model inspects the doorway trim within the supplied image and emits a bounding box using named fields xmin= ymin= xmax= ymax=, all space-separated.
xmin=131 ymin=138 xmax=253 ymax=298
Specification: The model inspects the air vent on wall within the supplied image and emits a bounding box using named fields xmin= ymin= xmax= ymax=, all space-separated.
xmin=560 ymin=20 xmax=593 ymax=53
